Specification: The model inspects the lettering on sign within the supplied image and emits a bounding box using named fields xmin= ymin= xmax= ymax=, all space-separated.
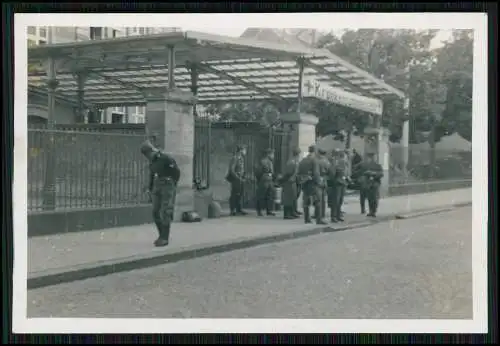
xmin=302 ymin=78 xmax=383 ymax=115
xmin=169 ymin=103 xmax=192 ymax=115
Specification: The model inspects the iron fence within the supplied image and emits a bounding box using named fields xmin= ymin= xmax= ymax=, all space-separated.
xmin=193 ymin=119 xmax=291 ymax=208
xmin=28 ymin=121 xmax=292 ymax=213
xmin=28 ymin=127 xmax=149 ymax=212
xmin=389 ymin=146 xmax=472 ymax=185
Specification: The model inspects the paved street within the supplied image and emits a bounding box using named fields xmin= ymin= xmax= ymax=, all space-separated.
xmin=28 ymin=188 xmax=471 ymax=276
xmin=28 ymin=206 xmax=472 ymax=319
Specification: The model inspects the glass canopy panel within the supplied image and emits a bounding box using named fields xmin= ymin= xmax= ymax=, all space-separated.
xmin=27 ymin=30 xmax=404 ymax=108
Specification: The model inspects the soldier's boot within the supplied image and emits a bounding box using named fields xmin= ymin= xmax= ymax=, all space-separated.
xmin=367 ymin=199 xmax=376 ymax=217
xmin=283 ymin=207 xmax=291 ymax=219
xmin=153 ymin=221 xmax=163 ymax=244
xmin=330 ymin=208 xmax=338 ymax=223
xmin=304 ymin=208 xmax=312 ymax=224
xmin=315 ymin=206 xmax=328 ymax=225
xmin=154 ymin=223 xmax=170 ymax=247
xmin=294 ymin=209 xmax=303 ymax=216
xmin=337 ymin=209 xmax=345 ymax=222
xmin=234 ymin=197 xmax=247 ymax=215
xmin=266 ymin=204 xmax=276 ymax=216
xmin=256 ymin=200 xmax=263 ymax=216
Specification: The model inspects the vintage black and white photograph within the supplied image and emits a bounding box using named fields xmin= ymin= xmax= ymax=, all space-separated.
xmin=13 ymin=13 xmax=487 ymax=333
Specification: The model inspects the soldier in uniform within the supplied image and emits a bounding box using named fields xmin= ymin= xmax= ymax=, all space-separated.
xmin=297 ymin=145 xmax=328 ymax=225
xmin=328 ymin=149 xmax=350 ymax=222
xmin=255 ymin=148 xmax=276 ymax=216
xmin=317 ymin=148 xmax=331 ymax=219
xmin=141 ymin=140 xmax=181 ymax=247
xmin=359 ymin=152 xmax=384 ymax=217
xmin=227 ymin=144 xmax=248 ymax=216
xmin=279 ymin=147 xmax=302 ymax=219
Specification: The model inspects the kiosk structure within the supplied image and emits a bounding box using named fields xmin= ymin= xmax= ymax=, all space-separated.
xmin=28 ymin=30 xmax=405 ymax=217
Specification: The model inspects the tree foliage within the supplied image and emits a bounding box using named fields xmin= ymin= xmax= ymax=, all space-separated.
xmin=203 ymin=29 xmax=473 ymax=145
xmin=433 ymin=30 xmax=473 ymax=142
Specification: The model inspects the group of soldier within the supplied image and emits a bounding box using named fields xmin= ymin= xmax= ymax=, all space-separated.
xmin=140 ymin=136 xmax=384 ymax=248
xmin=227 ymin=144 xmax=384 ymax=226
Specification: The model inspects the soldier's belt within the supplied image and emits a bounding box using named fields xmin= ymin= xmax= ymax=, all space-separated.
xmin=155 ymin=175 xmax=175 ymax=181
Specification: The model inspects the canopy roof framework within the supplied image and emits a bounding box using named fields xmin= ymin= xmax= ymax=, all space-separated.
xmin=28 ymin=30 xmax=405 ymax=109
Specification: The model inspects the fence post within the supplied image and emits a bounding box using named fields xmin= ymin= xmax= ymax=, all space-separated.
xmin=41 ymin=33 xmax=58 ymax=210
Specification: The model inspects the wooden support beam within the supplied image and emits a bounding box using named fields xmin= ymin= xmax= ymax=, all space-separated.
xmin=197 ymin=63 xmax=285 ymax=101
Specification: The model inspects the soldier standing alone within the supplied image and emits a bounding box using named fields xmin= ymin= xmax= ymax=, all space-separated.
xmin=359 ymin=152 xmax=384 ymax=217
xmin=255 ymin=148 xmax=276 ymax=216
xmin=141 ymin=140 xmax=181 ymax=247
xmin=227 ymin=144 xmax=248 ymax=216
xmin=279 ymin=147 xmax=302 ymax=219
xmin=317 ymin=148 xmax=331 ymax=219
xmin=328 ymin=149 xmax=349 ymax=222
xmin=297 ymin=145 xmax=328 ymax=225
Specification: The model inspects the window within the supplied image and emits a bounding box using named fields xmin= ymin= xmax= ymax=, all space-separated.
xmin=111 ymin=112 xmax=124 ymax=124
xmin=27 ymin=26 xmax=36 ymax=35
xmin=112 ymin=30 xmax=117 ymax=38
xmin=39 ymin=27 xmax=47 ymax=37
xmin=139 ymin=27 xmax=145 ymax=35
xmin=132 ymin=27 xmax=137 ymax=34
xmin=38 ymin=39 xmax=46 ymax=45
xmin=90 ymin=27 xmax=102 ymax=40
xmin=113 ymin=106 xmax=125 ymax=113
xmin=27 ymin=39 xmax=37 ymax=47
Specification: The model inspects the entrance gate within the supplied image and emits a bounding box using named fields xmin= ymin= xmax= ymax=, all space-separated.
xmin=194 ymin=119 xmax=291 ymax=209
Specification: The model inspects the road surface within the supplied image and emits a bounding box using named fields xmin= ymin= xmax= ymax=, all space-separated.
xmin=28 ymin=207 xmax=472 ymax=319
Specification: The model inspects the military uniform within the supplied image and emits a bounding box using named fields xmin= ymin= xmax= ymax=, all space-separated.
xmin=328 ymin=154 xmax=349 ymax=222
xmin=280 ymin=148 xmax=301 ymax=219
xmin=141 ymin=141 xmax=180 ymax=247
xmin=227 ymin=151 xmax=246 ymax=215
xmin=359 ymin=156 xmax=384 ymax=217
xmin=255 ymin=151 xmax=275 ymax=216
xmin=297 ymin=149 xmax=327 ymax=225
xmin=317 ymin=150 xmax=331 ymax=218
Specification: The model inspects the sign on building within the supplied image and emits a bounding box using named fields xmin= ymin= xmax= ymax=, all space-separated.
xmin=302 ymin=77 xmax=383 ymax=116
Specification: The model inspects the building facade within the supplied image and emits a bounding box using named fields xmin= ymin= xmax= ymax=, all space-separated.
xmin=28 ymin=26 xmax=181 ymax=126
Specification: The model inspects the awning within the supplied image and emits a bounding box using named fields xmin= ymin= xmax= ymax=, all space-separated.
xmin=28 ymin=30 xmax=405 ymax=112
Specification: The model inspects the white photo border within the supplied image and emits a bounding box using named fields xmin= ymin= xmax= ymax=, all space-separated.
xmin=13 ymin=12 xmax=488 ymax=334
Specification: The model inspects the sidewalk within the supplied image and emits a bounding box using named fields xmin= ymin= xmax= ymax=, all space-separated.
xmin=28 ymin=188 xmax=472 ymax=286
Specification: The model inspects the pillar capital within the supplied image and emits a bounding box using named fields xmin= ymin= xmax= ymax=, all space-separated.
xmin=280 ymin=112 xmax=318 ymax=126
xmin=143 ymin=87 xmax=197 ymax=105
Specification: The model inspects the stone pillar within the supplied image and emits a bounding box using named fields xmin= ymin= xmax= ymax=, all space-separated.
xmin=281 ymin=111 xmax=319 ymax=211
xmin=280 ymin=112 xmax=319 ymax=156
xmin=364 ymin=127 xmax=390 ymax=197
xmin=144 ymin=88 xmax=197 ymax=222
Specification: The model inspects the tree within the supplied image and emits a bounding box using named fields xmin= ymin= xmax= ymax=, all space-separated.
xmin=316 ymin=29 xmax=441 ymax=144
xmin=204 ymin=29 xmax=467 ymax=148
xmin=203 ymin=101 xmax=280 ymax=126
xmin=433 ymin=30 xmax=473 ymax=142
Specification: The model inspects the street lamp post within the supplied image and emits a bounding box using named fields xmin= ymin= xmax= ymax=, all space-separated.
xmin=41 ymin=26 xmax=58 ymax=210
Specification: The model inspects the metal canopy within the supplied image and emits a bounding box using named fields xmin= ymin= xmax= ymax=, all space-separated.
xmin=28 ymin=30 xmax=405 ymax=108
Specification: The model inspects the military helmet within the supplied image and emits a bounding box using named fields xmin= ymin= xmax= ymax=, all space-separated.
xmin=140 ymin=140 xmax=158 ymax=158
xmin=264 ymin=148 xmax=274 ymax=154
xmin=292 ymin=147 xmax=302 ymax=156
xmin=236 ymin=144 xmax=247 ymax=152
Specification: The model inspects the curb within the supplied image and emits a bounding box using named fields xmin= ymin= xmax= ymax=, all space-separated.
xmin=27 ymin=202 xmax=472 ymax=290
